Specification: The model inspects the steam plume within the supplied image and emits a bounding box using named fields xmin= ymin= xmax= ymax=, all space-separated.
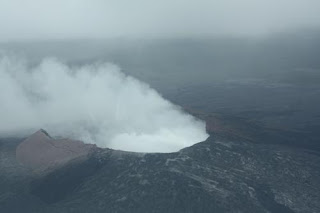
xmin=0 ymin=55 xmax=208 ymax=152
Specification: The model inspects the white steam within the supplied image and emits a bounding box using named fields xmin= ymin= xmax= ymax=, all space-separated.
xmin=0 ymin=55 xmax=208 ymax=152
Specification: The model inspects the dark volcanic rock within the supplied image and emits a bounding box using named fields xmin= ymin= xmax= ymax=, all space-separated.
xmin=1 ymin=133 xmax=320 ymax=213
xmin=29 ymin=137 xmax=320 ymax=213
xmin=30 ymin=152 xmax=104 ymax=204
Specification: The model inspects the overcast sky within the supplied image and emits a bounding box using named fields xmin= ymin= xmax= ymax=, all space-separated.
xmin=0 ymin=0 xmax=320 ymax=40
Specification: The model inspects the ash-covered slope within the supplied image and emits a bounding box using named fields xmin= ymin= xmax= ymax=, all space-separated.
xmin=16 ymin=129 xmax=97 ymax=171
xmin=1 ymin=131 xmax=320 ymax=213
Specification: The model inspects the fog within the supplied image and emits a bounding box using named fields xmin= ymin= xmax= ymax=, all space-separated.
xmin=0 ymin=0 xmax=319 ymax=152
xmin=0 ymin=0 xmax=320 ymax=41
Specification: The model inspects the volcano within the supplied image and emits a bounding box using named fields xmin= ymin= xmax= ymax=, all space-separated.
xmin=1 ymin=121 xmax=319 ymax=213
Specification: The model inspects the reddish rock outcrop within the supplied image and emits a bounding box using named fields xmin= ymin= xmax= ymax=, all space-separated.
xmin=16 ymin=129 xmax=97 ymax=170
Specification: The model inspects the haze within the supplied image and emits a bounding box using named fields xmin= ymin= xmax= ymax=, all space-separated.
xmin=1 ymin=0 xmax=320 ymax=152
xmin=0 ymin=0 xmax=320 ymax=41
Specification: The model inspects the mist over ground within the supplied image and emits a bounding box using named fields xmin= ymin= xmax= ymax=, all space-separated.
xmin=0 ymin=55 xmax=208 ymax=152
xmin=1 ymin=0 xmax=320 ymax=40
xmin=0 ymin=0 xmax=320 ymax=152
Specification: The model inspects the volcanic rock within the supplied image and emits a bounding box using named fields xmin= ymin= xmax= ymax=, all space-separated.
xmin=16 ymin=129 xmax=97 ymax=170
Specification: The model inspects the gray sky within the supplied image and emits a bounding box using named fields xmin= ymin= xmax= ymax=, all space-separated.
xmin=0 ymin=0 xmax=320 ymax=40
